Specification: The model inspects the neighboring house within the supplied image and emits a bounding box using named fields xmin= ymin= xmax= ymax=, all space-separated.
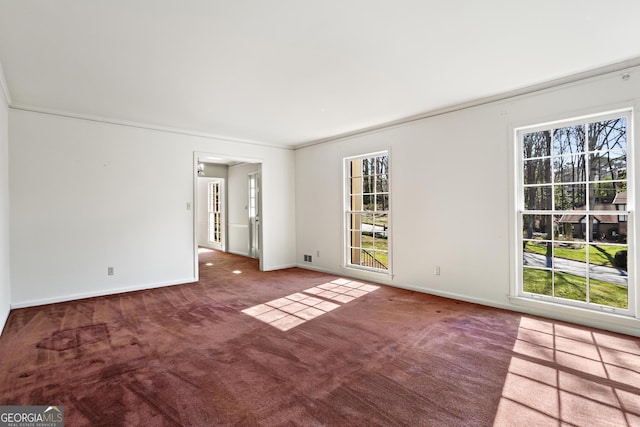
xmin=558 ymin=191 xmax=627 ymax=240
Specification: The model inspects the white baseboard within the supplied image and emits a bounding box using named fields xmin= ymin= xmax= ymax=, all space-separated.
xmin=296 ymin=264 xmax=640 ymax=338
xmin=228 ymin=250 xmax=250 ymax=257
xmin=263 ymin=263 xmax=297 ymax=271
xmin=10 ymin=277 xmax=198 ymax=309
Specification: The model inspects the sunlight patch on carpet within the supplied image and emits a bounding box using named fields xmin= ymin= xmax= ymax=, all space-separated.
xmin=493 ymin=316 xmax=640 ymax=426
xmin=241 ymin=278 xmax=379 ymax=331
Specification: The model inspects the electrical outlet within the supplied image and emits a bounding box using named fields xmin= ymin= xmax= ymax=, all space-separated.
xmin=434 ymin=266 xmax=440 ymax=276
xmin=304 ymin=255 xmax=312 ymax=262
xmin=108 ymin=266 xmax=114 ymax=276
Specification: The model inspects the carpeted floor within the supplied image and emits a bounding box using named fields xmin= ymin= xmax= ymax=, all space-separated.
xmin=0 ymin=250 xmax=639 ymax=426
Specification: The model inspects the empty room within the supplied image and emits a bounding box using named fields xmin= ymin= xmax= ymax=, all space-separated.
xmin=1 ymin=1 xmax=639 ymax=426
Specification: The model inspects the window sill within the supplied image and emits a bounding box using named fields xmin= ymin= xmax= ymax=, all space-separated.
xmin=344 ymin=264 xmax=392 ymax=278
xmin=509 ymin=295 xmax=640 ymax=337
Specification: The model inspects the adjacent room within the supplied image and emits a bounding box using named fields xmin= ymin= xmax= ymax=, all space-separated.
xmin=0 ymin=1 xmax=639 ymax=425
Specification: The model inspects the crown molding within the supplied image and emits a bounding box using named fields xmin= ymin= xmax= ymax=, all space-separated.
xmin=9 ymin=104 xmax=294 ymax=150
xmin=5 ymin=56 xmax=640 ymax=150
xmin=0 ymin=61 xmax=12 ymax=106
xmin=293 ymin=56 xmax=640 ymax=149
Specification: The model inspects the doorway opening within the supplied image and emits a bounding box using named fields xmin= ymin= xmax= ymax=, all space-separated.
xmin=193 ymin=152 xmax=263 ymax=278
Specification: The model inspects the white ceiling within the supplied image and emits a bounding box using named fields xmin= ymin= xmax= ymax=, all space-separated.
xmin=1 ymin=1 xmax=640 ymax=148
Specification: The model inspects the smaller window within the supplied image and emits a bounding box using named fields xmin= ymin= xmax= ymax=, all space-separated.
xmin=208 ymin=181 xmax=223 ymax=246
xmin=344 ymin=152 xmax=390 ymax=273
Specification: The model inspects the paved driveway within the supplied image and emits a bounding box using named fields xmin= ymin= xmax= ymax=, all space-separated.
xmin=523 ymin=252 xmax=628 ymax=286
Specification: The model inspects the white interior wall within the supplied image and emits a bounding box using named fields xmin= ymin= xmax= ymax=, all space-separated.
xmin=0 ymin=76 xmax=10 ymax=332
xmin=261 ymin=160 xmax=296 ymax=270
xmin=227 ymin=163 xmax=260 ymax=257
xmin=200 ymin=163 xmax=229 ymax=179
xmin=9 ymin=110 xmax=295 ymax=307
xmin=295 ymin=67 xmax=640 ymax=336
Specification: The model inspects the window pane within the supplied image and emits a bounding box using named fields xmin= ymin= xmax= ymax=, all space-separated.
xmin=524 ymin=158 xmax=551 ymax=184
xmin=523 ymin=241 xmax=552 ymax=269
xmin=373 ymin=213 xmax=388 ymax=234
xmin=588 ymin=118 xmax=626 ymax=152
xmin=554 ymin=271 xmax=587 ymax=302
xmin=362 ymin=158 xmax=375 ymax=176
xmin=522 ymin=214 xmax=553 ymax=240
xmin=350 ymin=194 xmax=363 ymax=211
xmin=585 ymin=215 xmax=599 ymax=243
xmin=553 ymin=153 xmax=586 ymax=183
xmin=376 ymin=174 xmax=389 ymax=192
xmin=523 ymin=131 xmax=552 ymax=159
xmin=589 ymin=185 xmax=620 ymax=208
xmin=350 ymin=177 xmax=362 ymax=195
xmin=588 ymin=244 xmax=627 ymax=269
xmin=363 ymin=195 xmax=374 ymax=210
xmin=524 ymin=186 xmax=552 ymax=210
xmin=349 ymin=231 xmax=361 ymax=246
xmin=590 ymin=280 xmax=628 ymax=309
xmin=555 ymin=221 xmax=586 ymax=242
xmin=589 ymin=151 xmax=626 ymax=181
xmin=523 ymin=267 xmax=552 ymax=296
xmin=370 ymin=250 xmax=388 ymax=269
xmin=554 ymin=183 xmax=586 ymax=210
xmin=376 ymin=194 xmax=389 ymax=211
xmin=553 ymin=125 xmax=585 ymax=156
xmin=362 ymin=176 xmax=374 ymax=194
xmin=375 ymin=156 xmax=389 ymax=174
xmin=587 ymin=244 xmax=628 ymax=308
xmin=347 ymin=213 xmax=361 ymax=231
xmin=361 ymin=234 xmax=374 ymax=249
xmin=350 ymin=159 xmax=362 ymax=178
xmin=552 ymin=242 xmax=585 ymax=270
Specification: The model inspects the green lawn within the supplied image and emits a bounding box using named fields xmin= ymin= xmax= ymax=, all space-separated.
xmin=524 ymin=241 xmax=626 ymax=268
xmin=523 ymin=268 xmax=628 ymax=309
xmin=361 ymin=234 xmax=388 ymax=267
xmin=362 ymin=214 xmax=388 ymax=228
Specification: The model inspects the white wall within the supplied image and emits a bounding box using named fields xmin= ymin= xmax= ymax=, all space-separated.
xmin=227 ymin=163 xmax=260 ymax=257
xmin=199 ymin=163 xmax=229 ymax=179
xmin=9 ymin=110 xmax=296 ymax=307
xmin=0 ymin=73 xmax=10 ymax=332
xmin=296 ymin=67 xmax=640 ymax=336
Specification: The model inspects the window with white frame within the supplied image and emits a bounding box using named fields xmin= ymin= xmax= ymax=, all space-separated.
xmin=516 ymin=110 xmax=633 ymax=315
xmin=208 ymin=181 xmax=222 ymax=245
xmin=345 ymin=152 xmax=390 ymax=273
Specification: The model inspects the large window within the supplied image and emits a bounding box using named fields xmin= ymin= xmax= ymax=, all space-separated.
xmin=517 ymin=110 xmax=633 ymax=315
xmin=345 ymin=151 xmax=390 ymax=273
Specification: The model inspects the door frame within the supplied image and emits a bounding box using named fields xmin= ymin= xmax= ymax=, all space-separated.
xmin=192 ymin=152 xmax=264 ymax=279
